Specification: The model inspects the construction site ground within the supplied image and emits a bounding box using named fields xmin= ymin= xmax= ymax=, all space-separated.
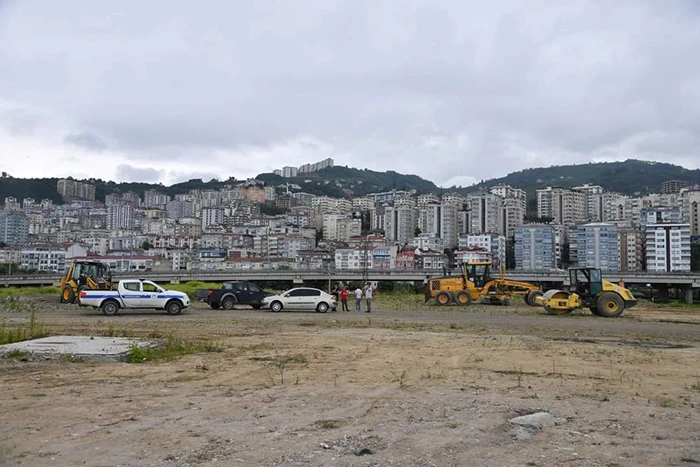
xmin=1 ymin=295 xmax=699 ymax=467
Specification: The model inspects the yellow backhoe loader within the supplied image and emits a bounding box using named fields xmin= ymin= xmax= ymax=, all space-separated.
xmin=426 ymin=261 xmax=543 ymax=306
xmin=59 ymin=260 xmax=113 ymax=304
xmin=535 ymin=267 xmax=636 ymax=318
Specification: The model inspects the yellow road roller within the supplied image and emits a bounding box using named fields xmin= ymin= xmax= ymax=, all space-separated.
xmin=535 ymin=267 xmax=637 ymax=318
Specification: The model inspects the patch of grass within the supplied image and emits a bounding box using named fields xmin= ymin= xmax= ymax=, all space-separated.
xmin=314 ymin=419 xmax=345 ymax=429
xmin=103 ymin=324 xmax=135 ymax=338
xmin=2 ymin=349 xmax=31 ymax=361
xmin=686 ymin=380 xmax=700 ymax=391
xmin=0 ymin=286 xmax=59 ymax=299
xmin=127 ymin=334 xmax=222 ymax=363
xmin=0 ymin=311 xmax=51 ymax=345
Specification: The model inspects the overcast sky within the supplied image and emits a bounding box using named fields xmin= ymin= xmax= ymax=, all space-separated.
xmin=1 ymin=1 xmax=699 ymax=188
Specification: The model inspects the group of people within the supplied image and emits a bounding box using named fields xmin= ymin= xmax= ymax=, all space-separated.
xmin=331 ymin=283 xmax=374 ymax=313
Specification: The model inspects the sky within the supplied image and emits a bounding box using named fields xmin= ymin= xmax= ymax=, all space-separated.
xmin=1 ymin=0 xmax=699 ymax=188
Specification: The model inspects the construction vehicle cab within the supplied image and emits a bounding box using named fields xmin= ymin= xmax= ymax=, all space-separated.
xmin=427 ymin=261 xmax=543 ymax=307
xmin=536 ymin=267 xmax=637 ymax=318
xmin=60 ymin=260 xmax=113 ymax=304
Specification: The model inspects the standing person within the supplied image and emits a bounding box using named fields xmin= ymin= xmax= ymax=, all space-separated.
xmin=364 ymin=283 xmax=373 ymax=313
xmin=354 ymin=285 xmax=363 ymax=312
xmin=331 ymin=284 xmax=339 ymax=311
xmin=340 ymin=286 xmax=349 ymax=311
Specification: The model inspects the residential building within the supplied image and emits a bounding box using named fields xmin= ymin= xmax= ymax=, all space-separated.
xmin=572 ymin=184 xmax=604 ymax=221
xmin=459 ymin=233 xmax=506 ymax=268
xmin=421 ymin=202 xmax=459 ymax=248
xmin=639 ymin=207 xmax=680 ymax=228
xmin=662 ymin=179 xmax=688 ymax=194
xmin=334 ymin=247 xmax=373 ymax=270
xmin=514 ymin=225 xmax=556 ymax=271
xmin=501 ymin=198 xmax=525 ymax=239
xmin=143 ymin=190 xmax=170 ymax=209
xmin=577 ymin=223 xmax=619 ymax=271
xmin=201 ymin=208 xmax=224 ymax=230
xmin=107 ymin=204 xmax=135 ymax=230
xmin=20 ymin=247 xmax=67 ymax=273
xmin=645 ymin=223 xmax=691 ymax=272
xmin=412 ymin=232 xmax=444 ymax=251
xmin=490 ymin=184 xmax=527 ymax=210
xmin=0 ymin=212 xmax=29 ymax=246
xmin=455 ymin=247 xmax=491 ymax=265
xmin=57 ymin=179 xmax=96 ymax=201
xmin=3 ymin=197 xmax=20 ymax=211
xmin=372 ymin=245 xmax=398 ymax=269
xmin=384 ymin=205 xmax=418 ymax=245
xmin=536 ymin=187 xmax=586 ymax=225
xmin=618 ymin=227 xmax=644 ymax=272
xmin=467 ymin=192 xmax=502 ymax=234
xmin=282 ymin=166 xmax=298 ymax=178
xmin=679 ymin=188 xmax=700 ymax=236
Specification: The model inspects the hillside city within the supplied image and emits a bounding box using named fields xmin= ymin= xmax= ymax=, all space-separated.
xmin=0 ymin=158 xmax=699 ymax=275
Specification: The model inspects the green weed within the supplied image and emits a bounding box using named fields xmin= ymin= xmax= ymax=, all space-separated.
xmin=127 ymin=334 xmax=222 ymax=363
xmin=0 ymin=311 xmax=50 ymax=345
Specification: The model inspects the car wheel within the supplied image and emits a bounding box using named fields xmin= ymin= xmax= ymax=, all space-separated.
xmin=316 ymin=302 xmax=329 ymax=313
xmin=101 ymin=300 xmax=119 ymax=316
xmin=270 ymin=301 xmax=283 ymax=312
xmin=221 ymin=296 xmax=236 ymax=310
xmin=165 ymin=300 xmax=183 ymax=315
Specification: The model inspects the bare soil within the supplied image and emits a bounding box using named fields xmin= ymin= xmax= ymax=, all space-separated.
xmin=1 ymin=297 xmax=699 ymax=467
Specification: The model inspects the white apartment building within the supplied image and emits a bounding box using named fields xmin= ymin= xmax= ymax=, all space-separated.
xmin=352 ymin=197 xmax=376 ymax=211
xmin=536 ymin=187 xmax=586 ymax=225
xmin=107 ymin=204 xmax=135 ymax=230
xmin=143 ymin=190 xmax=170 ymax=209
xmin=572 ymin=184 xmax=603 ymax=220
xmin=467 ymin=192 xmax=503 ymax=234
xmin=458 ymin=233 xmax=506 ymax=268
xmin=645 ymin=223 xmax=691 ymax=272
xmin=412 ymin=232 xmax=444 ymax=251
xmin=201 ymin=208 xmax=224 ymax=230
xmin=334 ymin=248 xmax=373 ymax=270
xmin=312 ymin=196 xmax=353 ymax=214
xmin=416 ymin=193 xmax=440 ymax=208
xmin=500 ymin=198 xmax=525 ymax=239
xmin=679 ymin=188 xmax=700 ymax=236
xmin=421 ymin=202 xmax=459 ymax=248
xmin=20 ymin=247 xmax=67 ymax=273
xmin=490 ymin=185 xmax=527 ymax=210
xmin=384 ymin=205 xmax=418 ymax=245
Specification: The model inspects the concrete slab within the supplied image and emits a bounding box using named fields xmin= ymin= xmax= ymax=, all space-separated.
xmin=0 ymin=336 xmax=156 ymax=362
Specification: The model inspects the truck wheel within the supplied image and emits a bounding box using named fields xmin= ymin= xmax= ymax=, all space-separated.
xmin=210 ymin=303 xmax=220 ymax=310
xmin=435 ymin=291 xmax=452 ymax=306
xmin=454 ymin=291 xmax=471 ymax=306
xmin=61 ymin=286 xmax=75 ymax=304
xmin=270 ymin=301 xmax=283 ymax=312
xmin=525 ymin=290 xmax=543 ymax=306
xmin=101 ymin=300 xmax=119 ymax=316
xmin=596 ymin=293 xmax=624 ymax=318
xmin=221 ymin=296 xmax=236 ymax=310
xmin=252 ymin=304 xmax=261 ymax=310
xmin=165 ymin=300 xmax=183 ymax=315
xmin=316 ymin=302 xmax=329 ymax=313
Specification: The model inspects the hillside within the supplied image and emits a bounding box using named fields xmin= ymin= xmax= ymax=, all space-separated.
xmin=457 ymin=159 xmax=700 ymax=197
xmin=256 ymin=165 xmax=438 ymax=198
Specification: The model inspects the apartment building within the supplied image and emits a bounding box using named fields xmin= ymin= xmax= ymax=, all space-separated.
xmin=412 ymin=232 xmax=444 ymax=251
xmin=572 ymin=184 xmax=604 ymax=221
xmin=576 ymin=223 xmax=619 ymax=271
xmin=645 ymin=223 xmax=691 ymax=272
xmin=679 ymin=188 xmax=700 ymax=236
xmin=618 ymin=227 xmax=644 ymax=272
xmin=0 ymin=212 xmax=29 ymax=246
xmin=384 ymin=205 xmax=417 ymax=245
xmin=421 ymin=202 xmax=459 ymax=248
xmin=467 ymin=193 xmax=502 ymax=235
xmin=662 ymin=179 xmax=688 ymax=194
xmin=201 ymin=208 xmax=224 ymax=230
xmin=107 ymin=204 xmax=135 ymax=230
xmin=20 ymin=247 xmax=67 ymax=273
xmin=143 ymin=190 xmax=170 ymax=209
xmin=57 ymin=179 xmax=95 ymax=201
xmin=500 ymin=198 xmax=525 ymax=239
xmin=639 ymin=207 xmax=680 ymax=227
xmin=536 ymin=187 xmax=586 ymax=225
xmin=490 ymin=184 xmax=527 ymax=210
xmin=513 ymin=225 xmax=556 ymax=271
xmin=458 ymin=233 xmax=506 ymax=267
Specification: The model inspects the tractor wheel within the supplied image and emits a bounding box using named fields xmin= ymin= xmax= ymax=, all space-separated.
xmin=454 ymin=291 xmax=472 ymax=306
xmin=525 ymin=290 xmax=543 ymax=306
xmin=435 ymin=291 xmax=452 ymax=306
xmin=61 ymin=286 xmax=76 ymax=304
xmin=596 ymin=293 xmax=625 ymax=318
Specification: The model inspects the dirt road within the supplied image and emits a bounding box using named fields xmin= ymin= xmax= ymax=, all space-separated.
xmin=1 ymin=298 xmax=699 ymax=466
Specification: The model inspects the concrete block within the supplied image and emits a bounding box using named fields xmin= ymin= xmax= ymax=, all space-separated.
xmin=0 ymin=336 xmax=156 ymax=362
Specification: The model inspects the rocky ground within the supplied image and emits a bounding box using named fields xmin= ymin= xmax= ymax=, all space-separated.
xmin=0 ymin=296 xmax=699 ymax=467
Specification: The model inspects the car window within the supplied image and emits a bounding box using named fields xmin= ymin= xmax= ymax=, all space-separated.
xmin=249 ymin=284 xmax=261 ymax=293
xmin=294 ymin=289 xmax=320 ymax=297
xmin=123 ymin=282 xmax=140 ymax=292
xmin=142 ymin=283 xmax=159 ymax=292
xmin=286 ymin=289 xmax=303 ymax=297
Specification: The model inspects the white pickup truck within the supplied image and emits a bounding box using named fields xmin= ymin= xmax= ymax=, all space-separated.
xmin=79 ymin=279 xmax=190 ymax=316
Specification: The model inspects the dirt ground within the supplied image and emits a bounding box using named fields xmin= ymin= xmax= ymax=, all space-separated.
xmin=1 ymin=297 xmax=699 ymax=467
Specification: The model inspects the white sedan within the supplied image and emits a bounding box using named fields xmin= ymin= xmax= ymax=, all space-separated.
xmin=261 ymin=287 xmax=337 ymax=313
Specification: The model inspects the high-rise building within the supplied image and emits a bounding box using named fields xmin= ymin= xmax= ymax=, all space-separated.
xmin=282 ymin=166 xmax=298 ymax=178
xmin=106 ymin=204 xmax=135 ymax=230
xmin=679 ymin=188 xmax=700 ymax=236
xmin=500 ymin=198 xmax=525 ymax=239
xmin=618 ymin=227 xmax=644 ymax=272
xmin=0 ymin=212 xmax=29 ymax=246
xmin=57 ymin=179 xmax=96 ymax=201
xmin=537 ymin=187 xmax=586 ymax=225
xmin=201 ymin=208 xmax=224 ymax=230
xmin=639 ymin=207 xmax=680 ymax=228
xmin=572 ymin=184 xmax=604 ymax=220
xmin=459 ymin=233 xmax=506 ymax=268
xmin=490 ymin=185 xmax=527 ymax=210
xmin=421 ymin=203 xmax=459 ymax=248
xmin=384 ymin=205 xmax=417 ymax=245
xmin=577 ymin=223 xmax=619 ymax=271
xmin=513 ymin=225 xmax=556 ymax=271
xmin=467 ymin=193 xmax=502 ymax=234
xmin=645 ymin=223 xmax=691 ymax=272
xmin=144 ymin=190 xmax=170 ymax=209
xmin=166 ymin=200 xmax=194 ymax=220
xmin=661 ymin=180 xmax=688 ymax=194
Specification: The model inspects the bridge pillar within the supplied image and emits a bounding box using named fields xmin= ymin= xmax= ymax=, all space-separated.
xmin=170 ymin=278 xmax=180 ymax=285
xmin=682 ymin=287 xmax=694 ymax=305
xmin=657 ymin=287 xmax=670 ymax=303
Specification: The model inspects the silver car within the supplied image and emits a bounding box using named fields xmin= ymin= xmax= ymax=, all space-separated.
xmin=261 ymin=287 xmax=337 ymax=313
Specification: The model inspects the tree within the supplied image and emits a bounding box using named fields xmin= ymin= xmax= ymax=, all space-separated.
xmin=414 ymin=227 xmax=422 ymax=237
xmin=141 ymin=241 xmax=153 ymax=250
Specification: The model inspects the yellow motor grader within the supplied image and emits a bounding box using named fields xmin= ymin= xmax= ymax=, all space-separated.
xmin=535 ymin=267 xmax=637 ymax=318
xmin=426 ymin=261 xmax=544 ymax=306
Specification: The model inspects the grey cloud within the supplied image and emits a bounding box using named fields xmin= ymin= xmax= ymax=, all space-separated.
xmin=115 ymin=165 xmax=163 ymax=183
xmin=64 ymin=131 xmax=107 ymax=151
xmin=1 ymin=0 xmax=699 ymax=185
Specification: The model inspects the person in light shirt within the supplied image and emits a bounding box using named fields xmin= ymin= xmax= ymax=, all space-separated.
xmin=354 ymin=286 xmax=363 ymax=312
xmin=364 ymin=283 xmax=373 ymax=313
